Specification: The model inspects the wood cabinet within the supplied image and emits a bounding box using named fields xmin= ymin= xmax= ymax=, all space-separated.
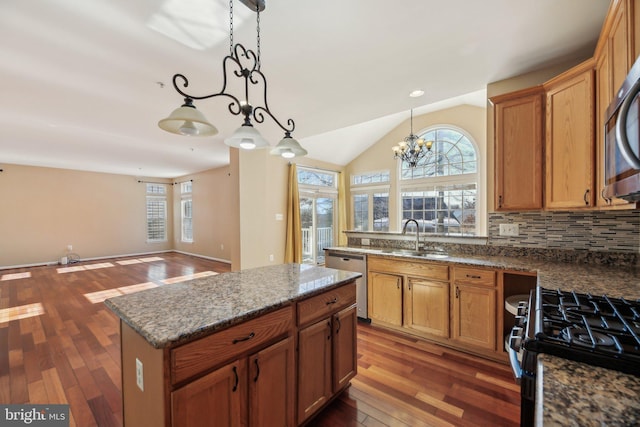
xmin=297 ymin=283 xmax=357 ymax=425
xmin=404 ymin=277 xmax=449 ymax=338
xmin=451 ymin=267 xmax=497 ymax=351
xmin=491 ymin=86 xmax=544 ymax=211
xmin=368 ymin=271 xmax=403 ymax=326
xmin=367 ymin=256 xmax=501 ymax=358
xmin=595 ymin=0 xmax=634 ymax=208
xmin=544 ymin=61 xmax=596 ymax=209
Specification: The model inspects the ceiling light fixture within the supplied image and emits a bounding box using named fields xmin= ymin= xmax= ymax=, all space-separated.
xmin=158 ymin=0 xmax=307 ymax=158
xmin=392 ymin=109 xmax=433 ymax=168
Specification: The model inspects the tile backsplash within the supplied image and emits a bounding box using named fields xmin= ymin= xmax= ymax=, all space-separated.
xmin=488 ymin=210 xmax=640 ymax=253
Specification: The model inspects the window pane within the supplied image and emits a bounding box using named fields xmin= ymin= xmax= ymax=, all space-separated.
xmin=298 ymin=168 xmax=335 ymax=187
xmin=400 ymin=184 xmax=476 ymax=235
xmin=373 ymin=193 xmax=389 ymax=231
xmin=182 ymin=199 xmax=193 ymax=242
xmin=353 ymin=194 xmax=368 ymax=231
xmin=146 ymin=198 xmax=166 ymax=241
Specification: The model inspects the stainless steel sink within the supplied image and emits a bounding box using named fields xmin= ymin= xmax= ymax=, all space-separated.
xmin=377 ymin=248 xmax=448 ymax=259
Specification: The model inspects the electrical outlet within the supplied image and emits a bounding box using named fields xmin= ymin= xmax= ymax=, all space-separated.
xmin=136 ymin=358 xmax=144 ymax=391
xmin=67 ymin=244 xmax=73 ymax=252
xmin=499 ymin=223 xmax=519 ymax=237
xmin=361 ymin=238 xmax=370 ymax=246
xmin=269 ymin=254 xmax=274 ymax=262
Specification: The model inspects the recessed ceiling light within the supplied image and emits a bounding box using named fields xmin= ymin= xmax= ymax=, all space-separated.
xmin=409 ymin=90 xmax=425 ymax=98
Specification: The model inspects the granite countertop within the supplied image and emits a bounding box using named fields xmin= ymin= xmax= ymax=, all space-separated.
xmin=325 ymin=246 xmax=640 ymax=299
xmin=536 ymin=354 xmax=640 ymax=426
xmin=105 ymin=263 xmax=360 ymax=349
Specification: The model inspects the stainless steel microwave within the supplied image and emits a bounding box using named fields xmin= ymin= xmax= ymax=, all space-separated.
xmin=604 ymin=55 xmax=640 ymax=202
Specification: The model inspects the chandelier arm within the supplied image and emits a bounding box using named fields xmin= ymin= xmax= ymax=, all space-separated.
xmin=249 ymin=68 xmax=295 ymax=133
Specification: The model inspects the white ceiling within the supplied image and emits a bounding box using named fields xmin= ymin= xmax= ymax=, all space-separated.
xmin=0 ymin=0 xmax=610 ymax=178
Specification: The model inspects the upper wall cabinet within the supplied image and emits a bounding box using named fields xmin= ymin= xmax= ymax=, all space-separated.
xmin=491 ymin=87 xmax=544 ymax=211
xmin=595 ymin=0 xmax=635 ymax=207
xmin=544 ymin=61 xmax=595 ymax=210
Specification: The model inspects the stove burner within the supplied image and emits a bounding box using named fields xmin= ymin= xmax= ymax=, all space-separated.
xmin=564 ymin=327 xmax=616 ymax=347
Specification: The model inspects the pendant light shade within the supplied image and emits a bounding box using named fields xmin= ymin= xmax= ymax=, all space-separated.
xmin=224 ymin=123 xmax=270 ymax=150
xmin=158 ymin=98 xmax=218 ymax=137
xmin=270 ymin=133 xmax=308 ymax=158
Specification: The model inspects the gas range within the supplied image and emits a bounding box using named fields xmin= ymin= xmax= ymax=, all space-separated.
xmin=509 ymin=287 xmax=640 ymax=427
xmin=524 ymin=287 xmax=640 ymax=376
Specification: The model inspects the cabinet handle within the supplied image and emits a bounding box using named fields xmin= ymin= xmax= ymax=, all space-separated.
xmin=583 ymin=189 xmax=590 ymax=206
xmin=455 ymin=286 xmax=460 ymax=299
xmin=336 ymin=317 xmax=341 ymax=334
xmin=498 ymin=195 xmax=503 ymax=208
xmin=232 ymin=366 xmax=239 ymax=392
xmin=253 ymin=358 xmax=260 ymax=383
xmin=326 ymin=297 xmax=338 ymax=305
xmin=327 ymin=321 xmax=332 ymax=340
xmin=232 ymin=331 xmax=255 ymax=344
xmin=466 ymin=274 xmax=482 ymax=279
xmin=397 ymin=278 xmax=401 ymax=290
xmin=601 ymin=188 xmax=611 ymax=205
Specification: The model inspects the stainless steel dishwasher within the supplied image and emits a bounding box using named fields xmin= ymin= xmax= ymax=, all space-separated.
xmin=324 ymin=250 xmax=368 ymax=320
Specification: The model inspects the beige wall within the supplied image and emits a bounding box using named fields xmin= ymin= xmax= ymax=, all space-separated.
xmin=172 ymin=166 xmax=233 ymax=262
xmin=345 ymin=105 xmax=488 ymax=234
xmin=0 ymin=164 xmax=173 ymax=267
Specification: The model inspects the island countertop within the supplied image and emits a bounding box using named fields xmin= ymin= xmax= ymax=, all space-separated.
xmin=104 ymin=263 xmax=361 ymax=349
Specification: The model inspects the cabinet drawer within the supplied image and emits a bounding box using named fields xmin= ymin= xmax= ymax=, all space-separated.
xmin=368 ymin=256 xmax=449 ymax=281
xmin=171 ymin=305 xmax=293 ymax=385
xmin=297 ymin=282 xmax=356 ymax=327
xmin=453 ymin=267 xmax=496 ymax=287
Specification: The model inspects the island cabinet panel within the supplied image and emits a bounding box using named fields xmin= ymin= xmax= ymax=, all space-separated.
xmin=296 ymin=283 xmax=357 ymax=425
xmin=297 ymin=283 xmax=355 ymax=326
xmin=249 ymin=337 xmax=296 ymax=427
xmin=171 ymin=359 xmax=246 ymax=427
xmin=297 ymin=317 xmax=332 ymax=423
xmin=171 ymin=306 xmax=294 ymax=385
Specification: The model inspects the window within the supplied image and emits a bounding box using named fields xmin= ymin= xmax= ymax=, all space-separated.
xmin=298 ymin=167 xmax=338 ymax=265
xmin=146 ymin=184 xmax=167 ymax=242
xmin=180 ymin=181 xmax=193 ymax=243
xmin=399 ymin=127 xmax=478 ymax=235
xmin=350 ymin=171 xmax=390 ymax=231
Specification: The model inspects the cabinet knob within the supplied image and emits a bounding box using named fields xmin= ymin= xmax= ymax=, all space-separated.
xmin=232 ymin=366 xmax=239 ymax=392
xmin=455 ymin=286 xmax=460 ymax=299
xmin=326 ymin=297 xmax=338 ymax=305
xmin=583 ymin=189 xmax=590 ymax=206
xmin=253 ymin=358 xmax=260 ymax=383
xmin=498 ymin=195 xmax=503 ymax=208
xmin=232 ymin=331 xmax=255 ymax=344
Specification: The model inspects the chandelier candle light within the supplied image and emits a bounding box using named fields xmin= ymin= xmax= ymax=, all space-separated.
xmin=158 ymin=0 xmax=307 ymax=159
xmin=392 ymin=109 xmax=433 ymax=168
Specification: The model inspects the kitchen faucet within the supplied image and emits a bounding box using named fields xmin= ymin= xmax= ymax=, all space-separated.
xmin=401 ymin=218 xmax=421 ymax=251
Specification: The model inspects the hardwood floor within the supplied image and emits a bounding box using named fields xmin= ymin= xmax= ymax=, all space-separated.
xmin=0 ymin=253 xmax=520 ymax=426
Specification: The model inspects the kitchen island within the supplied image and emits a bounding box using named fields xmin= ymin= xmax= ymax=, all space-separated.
xmin=105 ymin=263 xmax=361 ymax=427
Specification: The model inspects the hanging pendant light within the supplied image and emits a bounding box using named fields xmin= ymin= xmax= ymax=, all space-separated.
xmin=270 ymin=132 xmax=308 ymax=158
xmin=392 ymin=109 xmax=433 ymax=168
xmin=157 ymin=0 xmax=307 ymax=158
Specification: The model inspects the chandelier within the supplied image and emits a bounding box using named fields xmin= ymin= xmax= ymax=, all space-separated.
xmin=392 ymin=109 xmax=433 ymax=167
xmin=158 ymin=0 xmax=307 ymax=159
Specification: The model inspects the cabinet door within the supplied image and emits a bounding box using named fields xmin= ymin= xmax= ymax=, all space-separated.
xmin=333 ymin=304 xmax=357 ymax=392
xmin=493 ymin=89 xmax=544 ymax=210
xmin=545 ymin=67 xmax=595 ymax=209
xmin=404 ymin=277 xmax=449 ymax=338
xmin=297 ymin=318 xmax=332 ymax=424
xmin=451 ymin=284 xmax=497 ymax=351
xmin=171 ymin=360 xmax=246 ymax=427
xmin=249 ymin=337 xmax=295 ymax=427
xmin=368 ymin=271 xmax=403 ymax=326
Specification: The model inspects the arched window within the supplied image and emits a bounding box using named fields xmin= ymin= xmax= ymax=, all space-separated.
xmin=399 ymin=126 xmax=478 ymax=235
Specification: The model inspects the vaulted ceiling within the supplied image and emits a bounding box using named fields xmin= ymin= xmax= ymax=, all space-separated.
xmin=0 ymin=0 xmax=610 ymax=177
